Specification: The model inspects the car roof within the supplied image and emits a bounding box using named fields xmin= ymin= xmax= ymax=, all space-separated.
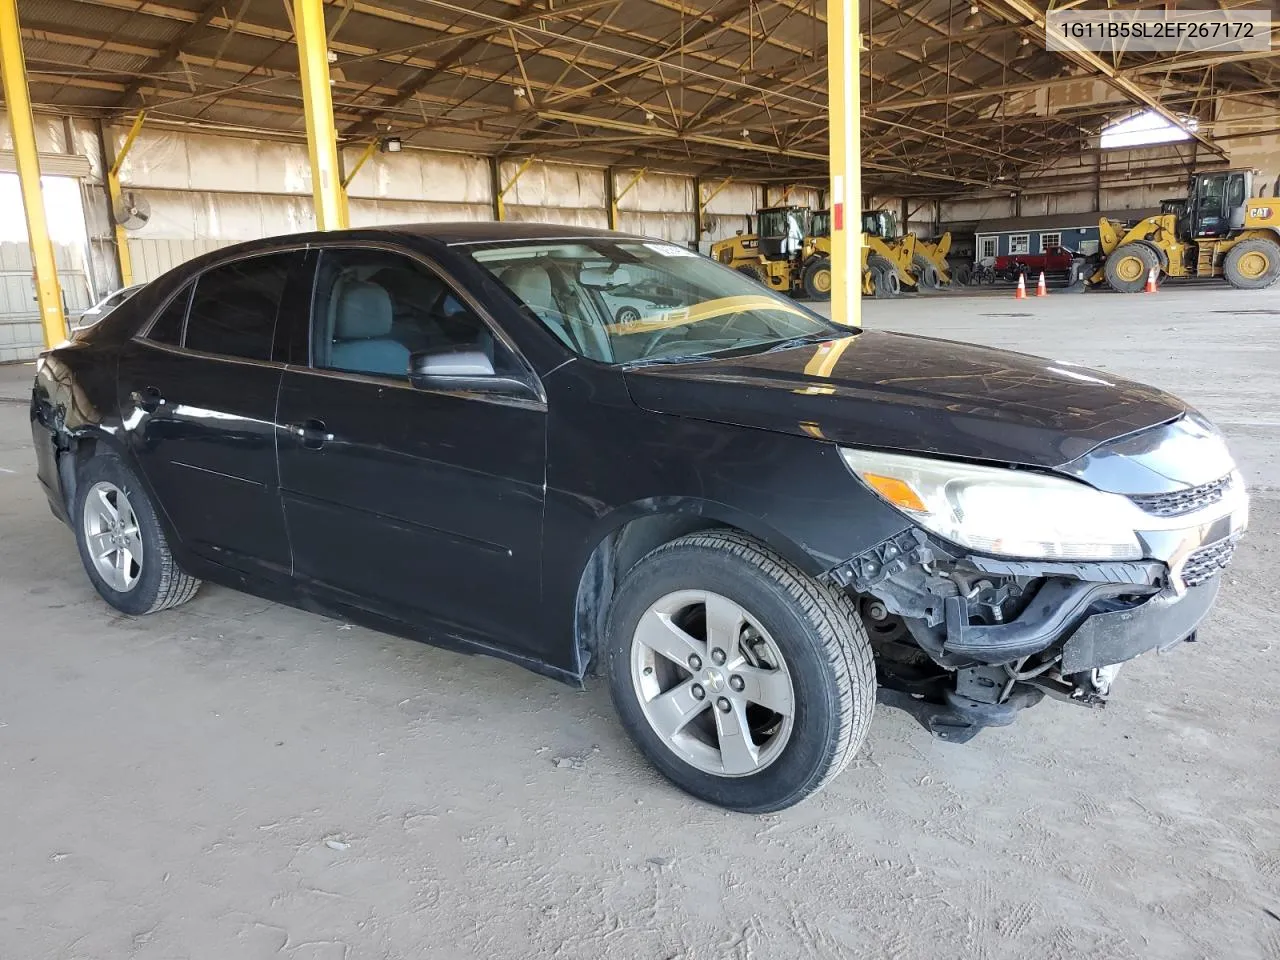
xmin=200 ymin=222 xmax=653 ymax=257
xmin=404 ymin=221 xmax=651 ymax=245
xmin=151 ymin=223 xmax=663 ymax=283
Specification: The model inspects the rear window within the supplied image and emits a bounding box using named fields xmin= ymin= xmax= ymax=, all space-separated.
xmin=185 ymin=254 xmax=295 ymax=361
xmin=145 ymin=285 xmax=192 ymax=346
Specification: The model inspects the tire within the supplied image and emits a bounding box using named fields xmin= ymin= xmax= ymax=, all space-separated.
xmin=1105 ymin=242 xmax=1158 ymax=293
xmin=614 ymin=306 xmax=641 ymax=324
xmin=1223 ymin=238 xmax=1280 ymax=290
xmin=952 ymin=263 xmax=972 ymax=286
xmin=604 ymin=530 xmax=875 ymax=813
xmin=911 ymin=254 xmax=940 ymax=290
xmin=801 ymin=256 xmax=832 ymax=301
xmin=868 ymin=256 xmax=900 ymax=299
xmin=73 ymin=452 xmax=201 ymax=615
xmin=736 ymin=264 xmax=766 ymax=284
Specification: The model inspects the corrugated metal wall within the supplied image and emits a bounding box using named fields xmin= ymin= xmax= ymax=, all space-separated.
xmin=0 ymin=242 xmax=90 ymax=361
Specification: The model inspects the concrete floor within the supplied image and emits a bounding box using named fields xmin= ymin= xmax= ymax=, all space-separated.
xmin=2 ymin=286 xmax=1278 ymax=960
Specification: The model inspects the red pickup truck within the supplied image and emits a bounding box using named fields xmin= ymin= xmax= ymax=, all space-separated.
xmin=993 ymin=245 xmax=1081 ymax=281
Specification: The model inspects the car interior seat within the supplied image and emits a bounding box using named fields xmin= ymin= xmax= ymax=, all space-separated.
xmin=499 ymin=263 xmax=576 ymax=350
xmin=328 ymin=277 xmax=409 ymax=376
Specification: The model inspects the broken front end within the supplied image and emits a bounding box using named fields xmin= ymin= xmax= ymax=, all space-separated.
xmin=832 ymin=421 xmax=1248 ymax=741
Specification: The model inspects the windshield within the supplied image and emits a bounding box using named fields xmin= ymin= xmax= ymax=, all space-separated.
xmin=860 ymin=211 xmax=900 ymax=239
xmin=810 ymin=210 xmax=830 ymax=237
xmin=758 ymin=207 xmax=808 ymax=239
xmin=470 ymin=239 xmax=840 ymax=364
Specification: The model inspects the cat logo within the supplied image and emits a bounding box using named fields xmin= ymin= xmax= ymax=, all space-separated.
xmin=1249 ymin=206 xmax=1272 ymax=219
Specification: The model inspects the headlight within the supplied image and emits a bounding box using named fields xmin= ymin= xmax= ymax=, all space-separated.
xmin=840 ymin=448 xmax=1143 ymax=561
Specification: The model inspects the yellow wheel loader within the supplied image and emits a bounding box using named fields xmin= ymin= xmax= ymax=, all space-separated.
xmin=1094 ymin=168 xmax=1280 ymax=292
xmin=710 ymin=205 xmax=815 ymax=295
xmin=709 ymin=205 xmax=884 ymax=299
xmin=797 ymin=209 xmax=915 ymax=301
xmin=710 ymin=205 xmax=924 ymax=301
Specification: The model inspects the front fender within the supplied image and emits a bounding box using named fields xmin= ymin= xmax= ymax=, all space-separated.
xmin=578 ymin=495 xmax=828 ymax=578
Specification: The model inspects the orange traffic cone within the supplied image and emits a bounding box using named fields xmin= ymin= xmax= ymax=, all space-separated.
xmin=1014 ymin=274 xmax=1027 ymax=299
xmin=1144 ymin=266 xmax=1158 ymax=293
xmin=1036 ymin=271 xmax=1048 ymax=297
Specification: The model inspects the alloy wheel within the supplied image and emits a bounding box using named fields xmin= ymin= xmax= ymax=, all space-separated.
xmin=83 ymin=481 xmax=144 ymax=593
xmin=630 ymin=590 xmax=795 ymax=777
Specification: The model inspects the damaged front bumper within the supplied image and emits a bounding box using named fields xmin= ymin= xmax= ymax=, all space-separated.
xmin=827 ymin=473 xmax=1248 ymax=740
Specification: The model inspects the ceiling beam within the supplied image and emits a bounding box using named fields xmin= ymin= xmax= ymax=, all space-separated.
xmin=985 ymin=0 xmax=1225 ymax=157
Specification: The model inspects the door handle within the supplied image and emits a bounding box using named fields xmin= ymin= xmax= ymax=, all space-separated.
xmin=131 ymin=386 xmax=166 ymax=412
xmin=288 ymin=418 xmax=334 ymax=449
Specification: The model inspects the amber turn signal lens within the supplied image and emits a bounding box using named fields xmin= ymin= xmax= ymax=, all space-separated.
xmin=863 ymin=473 xmax=927 ymax=512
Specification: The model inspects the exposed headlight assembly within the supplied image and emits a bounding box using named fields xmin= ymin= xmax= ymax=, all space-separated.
xmin=840 ymin=448 xmax=1143 ymax=561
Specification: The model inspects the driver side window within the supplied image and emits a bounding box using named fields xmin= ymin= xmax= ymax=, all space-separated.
xmin=311 ymin=248 xmax=517 ymax=379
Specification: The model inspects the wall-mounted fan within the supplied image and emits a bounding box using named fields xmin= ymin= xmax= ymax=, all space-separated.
xmin=113 ymin=191 xmax=151 ymax=231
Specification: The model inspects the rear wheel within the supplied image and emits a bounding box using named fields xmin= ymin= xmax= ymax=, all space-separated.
xmin=801 ymin=256 xmax=832 ymax=301
xmin=1223 ymin=238 xmax=1280 ymax=289
xmin=911 ymin=254 xmax=941 ymax=290
xmin=73 ymin=453 xmax=200 ymax=615
xmin=1105 ymin=243 xmax=1157 ymax=293
xmin=605 ymin=531 xmax=875 ymax=813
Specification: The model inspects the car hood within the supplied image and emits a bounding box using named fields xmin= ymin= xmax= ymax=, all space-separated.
xmin=622 ymin=331 xmax=1186 ymax=468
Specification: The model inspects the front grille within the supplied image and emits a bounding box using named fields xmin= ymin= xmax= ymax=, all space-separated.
xmin=1130 ymin=475 xmax=1232 ymax=518
xmin=1181 ymin=535 xmax=1241 ymax=588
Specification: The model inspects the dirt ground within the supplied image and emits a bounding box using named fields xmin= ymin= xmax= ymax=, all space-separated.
xmin=2 ymin=286 xmax=1278 ymax=960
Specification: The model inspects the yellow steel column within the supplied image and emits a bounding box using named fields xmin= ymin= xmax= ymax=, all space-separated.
xmin=827 ymin=0 xmax=861 ymax=327
xmin=611 ymin=168 xmax=646 ymax=232
xmin=0 ymin=0 xmax=65 ymax=347
xmin=340 ymin=140 xmax=378 ymax=227
xmin=494 ymin=157 xmax=535 ymax=222
xmin=293 ymin=0 xmax=346 ymax=230
xmin=107 ymin=112 xmax=146 ymax=287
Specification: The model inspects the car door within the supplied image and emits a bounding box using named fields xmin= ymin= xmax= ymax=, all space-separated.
xmin=117 ymin=249 xmax=310 ymax=577
xmin=275 ymin=243 xmax=548 ymax=654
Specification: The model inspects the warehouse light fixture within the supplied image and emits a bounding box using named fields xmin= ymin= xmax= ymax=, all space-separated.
xmin=962 ymin=5 xmax=982 ymax=30
xmin=380 ymin=136 xmax=402 ymax=153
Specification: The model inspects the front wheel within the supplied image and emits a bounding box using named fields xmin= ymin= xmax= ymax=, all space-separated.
xmin=73 ymin=453 xmax=201 ymax=615
xmin=605 ymin=530 xmax=875 ymax=812
xmin=911 ymin=253 xmax=941 ymax=290
xmin=867 ymin=255 xmax=901 ymax=299
xmin=1105 ymin=243 xmax=1157 ymax=293
xmin=801 ymin=256 xmax=832 ymax=300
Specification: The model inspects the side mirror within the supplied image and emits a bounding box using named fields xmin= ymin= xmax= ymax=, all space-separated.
xmin=408 ymin=348 xmax=535 ymax=398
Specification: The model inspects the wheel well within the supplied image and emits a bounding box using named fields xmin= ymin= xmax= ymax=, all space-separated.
xmin=572 ymin=514 xmax=738 ymax=676
xmin=1112 ymin=240 xmax=1165 ymax=271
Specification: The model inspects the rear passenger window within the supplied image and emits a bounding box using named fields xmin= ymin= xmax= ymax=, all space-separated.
xmin=146 ymin=285 xmax=191 ymax=345
xmin=185 ymin=253 xmax=297 ymax=361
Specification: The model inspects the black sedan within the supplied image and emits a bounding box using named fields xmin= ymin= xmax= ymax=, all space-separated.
xmin=30 ymin=223 xmax=1248 ymax=812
